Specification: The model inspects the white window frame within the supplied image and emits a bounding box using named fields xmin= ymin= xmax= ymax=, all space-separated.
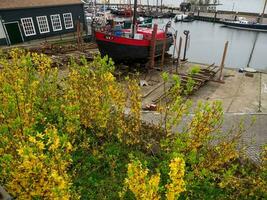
xmin=50 ymin=14 xmax=62 ymax=31
xmin=63 ymin=13 xmax=74 ymax=29
xmin=36 ymin=16 xmax=50 ymax=34
xmin=20 ymin=17 xmax=36 ymax=36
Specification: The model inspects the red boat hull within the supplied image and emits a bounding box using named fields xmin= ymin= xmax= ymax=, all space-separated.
xmin=95 ymin=31 xmax=173 ymax=62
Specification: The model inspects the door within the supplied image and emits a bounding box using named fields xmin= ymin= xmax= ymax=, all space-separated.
xmin=4 ymin=22 xmax=23 ymax=45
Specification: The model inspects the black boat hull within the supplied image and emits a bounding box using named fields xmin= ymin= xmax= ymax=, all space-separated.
xmin=222 ymin=21 xmax=267 ymax=32
xmin=96 ymin=37 xmax=173 ymax=63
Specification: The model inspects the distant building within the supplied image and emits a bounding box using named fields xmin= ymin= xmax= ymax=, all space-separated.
xmin=180 ymin=3 xmax=192 ymax=12
xmin=0 ymin=0 xmax=85 ymax=45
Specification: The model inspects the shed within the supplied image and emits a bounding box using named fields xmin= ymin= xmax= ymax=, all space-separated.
xmin=180 ymin=2 xmax=191 ymax=12
xmin=0 ymin=0 xmax=85 ymax=45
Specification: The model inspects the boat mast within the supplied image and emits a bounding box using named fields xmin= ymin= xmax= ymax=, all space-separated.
xmin=260 ymin=0 xmax=267 ymax=23
xmin=132 ymin=0 xmax=138 ymax=38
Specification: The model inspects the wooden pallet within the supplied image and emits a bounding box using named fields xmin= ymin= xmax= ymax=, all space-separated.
xmin=152 ymin=63 xmax=219 ymax=103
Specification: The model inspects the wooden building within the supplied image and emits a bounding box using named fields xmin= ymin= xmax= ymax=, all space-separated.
xmin=0 ymin=0 xmax=85 ymax=45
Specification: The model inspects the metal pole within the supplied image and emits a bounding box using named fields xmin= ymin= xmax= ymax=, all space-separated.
xmin=247 ymin=33 xmax=259 ymax=68
xmin=172 ymin=30 xmax=178 ymax=64
xmin=218 ymin=41 xmax=229 ymax=82
xmin=182 ymin=30 xmax=189 ymax=61
xmin=260 ymin=0 xmax=267 ymax=23
xmin=176 ymin=37 xmax=183 ymax=73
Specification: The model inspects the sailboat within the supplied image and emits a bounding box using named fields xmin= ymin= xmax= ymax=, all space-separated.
xmin=222 ymin=0 xmax=267 ymax=32
xmin=94 ymin=0 xmax=173 ymax=62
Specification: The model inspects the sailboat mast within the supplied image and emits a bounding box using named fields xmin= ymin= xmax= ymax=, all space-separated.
xmin=132 ymin=0 xmax=138 ymax=38
xmin=260 ymin=0 xmax=267 ymax=23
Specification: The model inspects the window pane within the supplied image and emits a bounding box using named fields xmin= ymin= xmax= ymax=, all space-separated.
xmin=36 ymin=16 xmax=49 ymax=34
xmin=50 ymin=14 xmax=62 ymax=31
xmin=21 ymin=17 xmax=36 ymax=36
xmin=63 ymin=13 xmax=73 ymax=29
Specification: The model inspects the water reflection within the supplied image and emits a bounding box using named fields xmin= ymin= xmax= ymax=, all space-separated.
xmin=155 ymin=19 xmax=267 ymax=70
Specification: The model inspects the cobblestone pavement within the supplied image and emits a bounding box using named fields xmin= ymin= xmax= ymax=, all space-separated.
xmin=141 ymin=111 xmax=267 ymax=162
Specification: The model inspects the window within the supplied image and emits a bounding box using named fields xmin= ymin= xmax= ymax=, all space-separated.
xmin=63 ymin=13 xmax=74 ymax=29
xmin=21 ymin=17 xmax=36 ymax=36
xmin=50 ymin=14 xmax=62 ymax=31
xmin=36 ymin=16 xmax=50 ymax=34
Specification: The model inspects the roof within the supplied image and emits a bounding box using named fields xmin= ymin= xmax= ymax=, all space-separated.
xmin=0 ymin=0 xmax=82 ymax=10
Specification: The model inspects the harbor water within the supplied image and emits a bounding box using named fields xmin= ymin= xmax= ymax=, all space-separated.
xmin=154 ymin=18 xmax=267 ymax=71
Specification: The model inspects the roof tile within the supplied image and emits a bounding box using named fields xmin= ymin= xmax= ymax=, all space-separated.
xmin=0 ymin=0 xmax=82 ymax=10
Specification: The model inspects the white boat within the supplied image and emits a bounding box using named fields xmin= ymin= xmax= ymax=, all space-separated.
xmin=174 ymin=14 xmax=188 ymax=22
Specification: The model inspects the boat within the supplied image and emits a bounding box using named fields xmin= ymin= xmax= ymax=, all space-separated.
xmin=222 ymin=17 xmax=267 ymax=32
xmin=222 ymin=0 xmax=267 ymax=32
xmin=95 ymin=28 xmax=173 ymax=62
xmin=95 ymin=0 xmax=173 ymax=63
xmin=137 ymin=17 xmax=152 ymax=28
xmin=174 ymin=13 xmax=194 ymax=23
xmin=174 ymin=14 xmax=188 ymax=22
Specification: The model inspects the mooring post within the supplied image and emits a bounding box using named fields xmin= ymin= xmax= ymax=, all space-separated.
xmin=176 ymin=37 xmax=183 ymax=73
xmin=181 ymin=30 xmax=189 ymax=61
xmin=150 ymin=24 xmax=158 ymax=69
xmin=218 ymin=41 xmax=229 ymax=82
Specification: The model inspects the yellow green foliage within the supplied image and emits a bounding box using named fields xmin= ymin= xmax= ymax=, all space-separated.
xmin=2 ymin=126 xmax=72 ymax=199
xmin=121 ymin=159 xmax=160 ymax=200
xmin=0 ymin=49 xmax=73 ymax=199
xmin=124 ymin=78 xmax=142 ymax=145
xmin=0 ymin=49 xmax=266 ymax=200
xmin=166 ymin=157 xmax=186 ymax=200
xmin=122 ymin=157 xmax=186 ymax=200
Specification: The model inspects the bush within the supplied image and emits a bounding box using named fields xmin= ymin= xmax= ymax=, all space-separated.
xmin=0 ymin=49 xmax=266 ymax=199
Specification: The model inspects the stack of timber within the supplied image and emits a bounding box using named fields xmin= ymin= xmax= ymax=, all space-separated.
xmin=151 ymin=63 xmax=219 ymax=104
xmin=178 ymin=63 xmax=219 ymax=95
